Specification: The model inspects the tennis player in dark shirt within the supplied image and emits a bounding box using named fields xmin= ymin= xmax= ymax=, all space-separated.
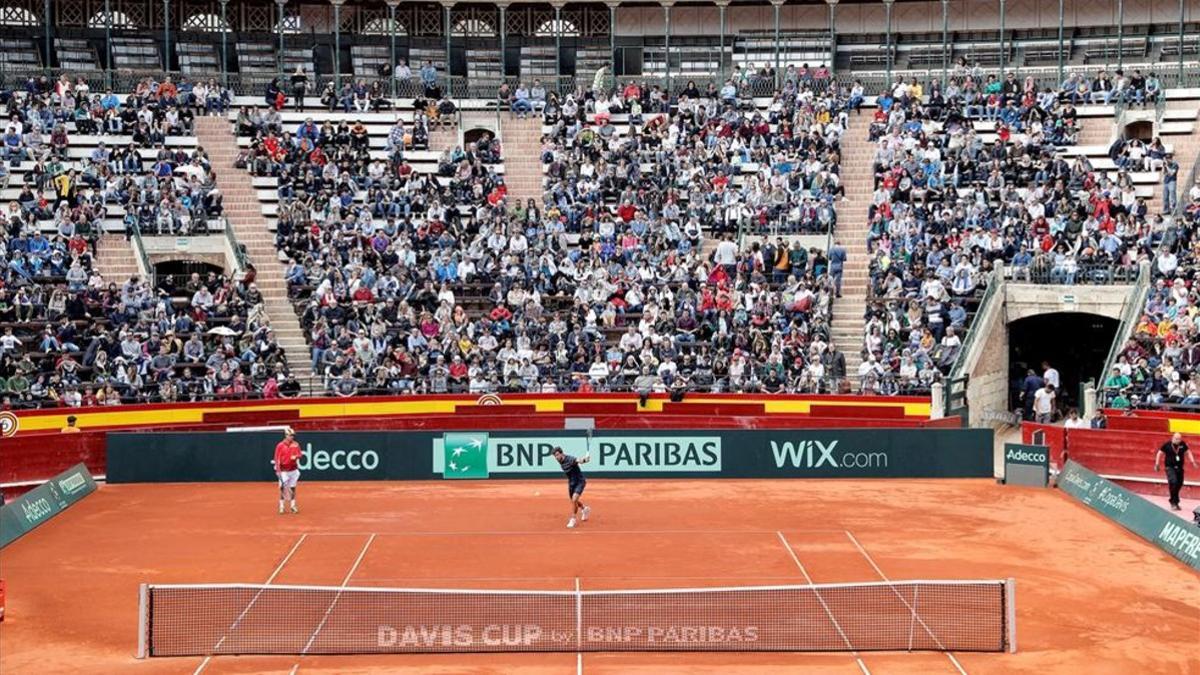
xmin=552 ymin=446 xmax=591 ymax=528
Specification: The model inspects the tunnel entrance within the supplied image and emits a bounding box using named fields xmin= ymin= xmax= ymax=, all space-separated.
xmin=153 ymin=259 xmax=226 ymax=294
xmin=1007 ymin=312 xmax=1118 ymax=416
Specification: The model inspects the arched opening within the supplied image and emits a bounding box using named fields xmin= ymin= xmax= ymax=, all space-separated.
xmin=463 ymin=127 xmax=495 ymax=146
xmin=154 ymin=260 xmax=226 ymax=295
xmin=452 ymin=18 xmax=495 ymax=37
xmin=362 ymin=17 xmax=407 ymax=36
xmin=1124 ymin=120 xmax=1153 ymax=142
xmin=535 ymin=18 xmax=579 ymax=37
xmin=0 ymin=6 xmax=39 ymax=26
xmin=1008 ymin=312 xmax=1118 ymax=418
xmin=276 ymin=14 xmax=301 ymax=34
xmin=181 ymin=12 xmax=231 ymax=33
xmin=87 ymin=10 xmax=137 ymax=29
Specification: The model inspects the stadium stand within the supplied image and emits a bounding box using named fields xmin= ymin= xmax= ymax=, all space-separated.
xmin=0 ymin=74 xmax=288 ymax=408
xmin=856 ymin=65 xmax=1184 ymax=393
xmin=0 ymin=1 xmax=1196 ymax=411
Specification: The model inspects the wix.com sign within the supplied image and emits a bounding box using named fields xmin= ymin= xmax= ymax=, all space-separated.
xmin=769 ymin=440 xmax=889 ymax=471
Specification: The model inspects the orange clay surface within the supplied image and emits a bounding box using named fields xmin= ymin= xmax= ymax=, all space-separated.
xmin=1 ymin=479 xmax=1198 ymax=675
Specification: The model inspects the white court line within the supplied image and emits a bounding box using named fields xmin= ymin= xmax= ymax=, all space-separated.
xmin=776 ymin=532 xmax=871 ymax=675
xmin=299 ymin=534 xmax=377 ymax=656
xmin=301 ymin=528 xmax=854 ymax=537
xmin=845 ymin=530 xmax=968 ymax=675
xmin=194 ymin=533 xmax=308 ymax=675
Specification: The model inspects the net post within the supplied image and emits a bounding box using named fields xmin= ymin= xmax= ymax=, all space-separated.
xmin=574 ymin=577 xmax=582 ymax=651
xmin=907 ymin=584 xmax=919 ymax=652
xmin=1005 ymin=577 xmax=1017 ymax=653
xmin=136 ymin=584 xmax=148 ymax=659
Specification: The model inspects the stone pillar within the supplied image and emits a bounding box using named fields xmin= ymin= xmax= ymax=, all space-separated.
xmin=607 ymin=0 xmax=619 ymax=87
xmin=106 ymin=0 xmax=115 ymax=88
xmin=770 ymin=0 xmax=784 ymax=86
xmin=661 ymin=0 xmax=674 ymax=93
xmin=331 ymin=0 xmax=347 ymax=90
xmin=162 ymin=0 xmax=170 ymax=72
xmin=826 ymin=0 xmax=838 ymax=77
xmin=931 ymin=382 xmax=946 ymax=419
xmin=715 ymin=0 xmax=729 ymax=82
xmin=440 ymin=0 xmax=454 ymax=93
xmin=551 ymin=1 xmax=566 ymax=91
xmin=496 ymin=1 xmax=509 ymax=85
xmin=385 ymin=0 xmax=400 ymax=98
xmin=882 ymin=0 xmax=894 ymax=85
xmin=276 ymin=0 xmax=288 ymax=79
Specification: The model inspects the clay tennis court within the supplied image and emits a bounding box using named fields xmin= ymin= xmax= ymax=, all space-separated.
xmin=2 ymin=478 xmax=1197 ymax=674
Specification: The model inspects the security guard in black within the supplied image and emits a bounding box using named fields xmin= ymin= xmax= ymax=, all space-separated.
xmin=1155 ymin=433 xmax=1198 ymax=511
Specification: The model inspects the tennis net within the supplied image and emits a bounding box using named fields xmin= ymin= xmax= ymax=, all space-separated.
xmin=138 ymin=579 xmax=1016 ymax=657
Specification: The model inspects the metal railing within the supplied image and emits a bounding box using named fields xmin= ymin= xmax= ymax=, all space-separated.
xmin=1008 ymin=261 xmax=1139 ymax=286
xmin=1099 ymin=262 xmax=1151 ymax=387
xmin=0 ymin=370 xmax=938 ymax=410
xmin=129 ymin=224 xmax=155 ymax=288
xmin=5 ymin=59 xmax=1197 ymax=102
xmin=222 ymin=216 xmax=250 ymax=276
xmin=948 ymin=271 xmax=1001 ymax=380
xmin=280 ymin=371 xmax=932 ymax=399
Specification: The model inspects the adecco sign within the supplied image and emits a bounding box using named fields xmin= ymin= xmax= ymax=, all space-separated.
xmin=107 ymin=432 xmax=414 ymax=483
xmin=298 ymin=446 xmax=380 ymax=472
xmin=1003 ymin=443 xmax=1050 ymax=487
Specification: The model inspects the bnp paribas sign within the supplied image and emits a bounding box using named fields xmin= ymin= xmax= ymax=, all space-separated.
xmin=434 ymin=433 xmax=722 ymax=479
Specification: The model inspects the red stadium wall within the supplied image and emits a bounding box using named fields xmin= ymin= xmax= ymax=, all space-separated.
xmin=5 ymin=392 xmax=933 ymax=436
xmin=0 ymin=431 xmax=108 ymax=489
xmin=1 ymin=393 xmax=949 ymax=492
xmin=1021 ymin=422 xmax=1197 ymax=499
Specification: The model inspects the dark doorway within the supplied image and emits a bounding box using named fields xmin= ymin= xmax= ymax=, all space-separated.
xmin=1008 ymin=312 xmax=1118 ymax=414
xmin=153 ymin=260 xmax=225 ymax=294
xmin=1124 ymin=120 xmax=1153 ymax=142
xmin=463 ymin=127 xmax=493 ymax=146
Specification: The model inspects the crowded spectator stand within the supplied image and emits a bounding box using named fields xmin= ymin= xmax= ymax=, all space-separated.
xmin=1 ymin=74 xmax=289 ymax=408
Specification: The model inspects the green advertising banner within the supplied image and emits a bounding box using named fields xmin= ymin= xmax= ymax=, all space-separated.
xmin=109 ymin=428 xmax=992 ymax=482
xmin=1003 ymin=443 xmax=1050 ymax=487
xmin=432 ymin=434 xmax=723 ymax=476
xmin=0 ymin=463 xmax=97 ymax=548
xmin=1058 ymin=460 xmax=1200 ymax=572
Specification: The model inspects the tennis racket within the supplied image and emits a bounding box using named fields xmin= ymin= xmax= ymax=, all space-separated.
xmin=583 ymin=429 xmax=592 ymax=462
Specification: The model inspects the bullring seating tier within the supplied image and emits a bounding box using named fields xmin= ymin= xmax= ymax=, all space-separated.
xmin=1 ymin=133 xmax=209 ymax=234
xmin=220 ymin=108 xmax=504 ymax=225
xmin=536 ymin=101 xmax=1177 ymax=202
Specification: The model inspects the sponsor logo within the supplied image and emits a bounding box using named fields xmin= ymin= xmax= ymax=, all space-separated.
xmin=476 ymin=393 xmax=503 ymax=406
xmin=1092 ymin=485 xmax=1131 ymax=514
xmin=443 ymin=433 xmax=490 ymax=479
xmin=375 ymin=623 xmax=759 ymax=648
xmin=0 ymin=411 xmax=17 ymax=438
xmin=377 ymin=624 xmax=552 ymax=647
xmin=770 ymin=440 xmax=888 ymax=470
xmin=57 ymin=472 xmax=88 ymax=496
xmin=1004 ymin=448 xmax=1047 ymax=465
xmin=20 ymin=497 xmax=52 ymax=524
xmin=1157 ymin=521 xmax=1200 ymax=560
xmin=586 ymin=625 xmax=759 ymax=644
xmin=595 ymin=440 xmax=721 ymax=470
xmin=297 ymin=445 xmax=380 ymax=473
xmin=1061 ymin=468 xmax=1092 ymax=492
xmin=434 ymin=435 xmax=722 ymax=477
